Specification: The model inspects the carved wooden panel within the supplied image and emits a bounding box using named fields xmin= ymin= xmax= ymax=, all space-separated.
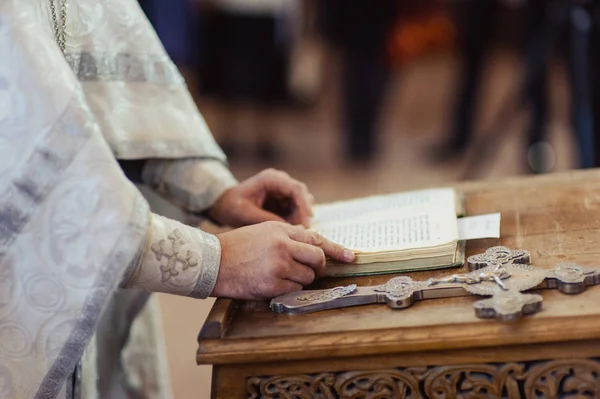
xmin=247 ymin=359 xmax=600 ymax=398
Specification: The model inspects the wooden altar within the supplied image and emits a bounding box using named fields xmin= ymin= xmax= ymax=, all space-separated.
xmin=197 ymin=169 xmax=600 ymax=398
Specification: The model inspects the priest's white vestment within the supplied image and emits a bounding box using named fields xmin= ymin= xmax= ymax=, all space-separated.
xmin=0 ymin=1 xmax=241 ymax=397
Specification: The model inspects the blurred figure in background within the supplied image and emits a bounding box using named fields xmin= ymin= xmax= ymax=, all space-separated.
xmin=434 ymin=0 xmax=500 ymax=160
xmin=434 ymin=0 xmax=553 ymax=173
xmin=522 ymin=0 xmax=554 ymax=173
xmin=139 ymin=0 xmax=199 ymax=68
xmin=196 ymin=0 xmax=301 ymax=162
xmin=319 ymin=0 xmax=398 ymax=164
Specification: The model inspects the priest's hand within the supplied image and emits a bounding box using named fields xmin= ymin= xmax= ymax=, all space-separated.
xmin=208 ymin=169 xmax=314 ymax=228
xmin=211 ymin=221 xmax=355 ymax=300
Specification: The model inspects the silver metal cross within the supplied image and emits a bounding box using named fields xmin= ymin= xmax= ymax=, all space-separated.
xmin=270 ymin=246 xmax=600 ymax=322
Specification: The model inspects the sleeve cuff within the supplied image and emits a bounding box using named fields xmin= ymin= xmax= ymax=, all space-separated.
xmin=188 ymin=233 xmax=221 ymax=299
xmin=122 ymin=213 xmax=221 ymax=299
xmin=141 ymin=158 xmax=238 ymax=214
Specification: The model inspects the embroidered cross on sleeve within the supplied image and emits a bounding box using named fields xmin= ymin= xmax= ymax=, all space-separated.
xmin=123 ymin=214 xmax=221 ymax=298
xmin=151 ymin=230 xmax=200 ymax=282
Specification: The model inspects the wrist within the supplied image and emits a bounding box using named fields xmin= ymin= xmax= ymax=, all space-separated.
xmin=205 ymin=189 xmax=229 ymax=225
xmin=209 ymin=233 xmax=228 ymax=297
xmin=205 ymin=187 xmax=239 ymax=227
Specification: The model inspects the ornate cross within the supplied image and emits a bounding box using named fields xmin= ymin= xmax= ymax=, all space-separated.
xmin=151 ymin=229 xmax=199 ymax=282
xmin=270 ymin=246 xmax=600 ymax=321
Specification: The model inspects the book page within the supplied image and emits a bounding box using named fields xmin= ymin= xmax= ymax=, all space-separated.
xmin=457 ymin=213 xmax=501 ymax=240
xmin=313 ymin=188 xmax=456 ymax=226
xmin=313 ymin=206 xmax=457 ymax=252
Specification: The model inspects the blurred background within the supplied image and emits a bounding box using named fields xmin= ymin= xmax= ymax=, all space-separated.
xmin=137 ymin=0 xmax=600 ymax=396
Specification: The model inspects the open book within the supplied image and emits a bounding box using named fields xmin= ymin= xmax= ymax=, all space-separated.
xmin=311 ymin=187 xmax=466 ymax=277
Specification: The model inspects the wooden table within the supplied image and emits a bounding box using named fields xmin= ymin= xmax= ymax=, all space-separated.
xmin=197 ymin=169 xmax=600 ymax=399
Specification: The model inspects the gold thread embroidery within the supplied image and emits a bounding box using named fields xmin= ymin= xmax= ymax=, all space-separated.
xmin=151 ymin=229 xmax=200 ymax=282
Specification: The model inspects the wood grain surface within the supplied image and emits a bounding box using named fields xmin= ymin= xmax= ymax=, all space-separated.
xmin=198 ymin=169 xmax=600 ymax=366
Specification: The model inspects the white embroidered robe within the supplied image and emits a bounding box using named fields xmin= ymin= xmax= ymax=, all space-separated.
xmin=0 ymin=0 xmax=238 ymax=397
